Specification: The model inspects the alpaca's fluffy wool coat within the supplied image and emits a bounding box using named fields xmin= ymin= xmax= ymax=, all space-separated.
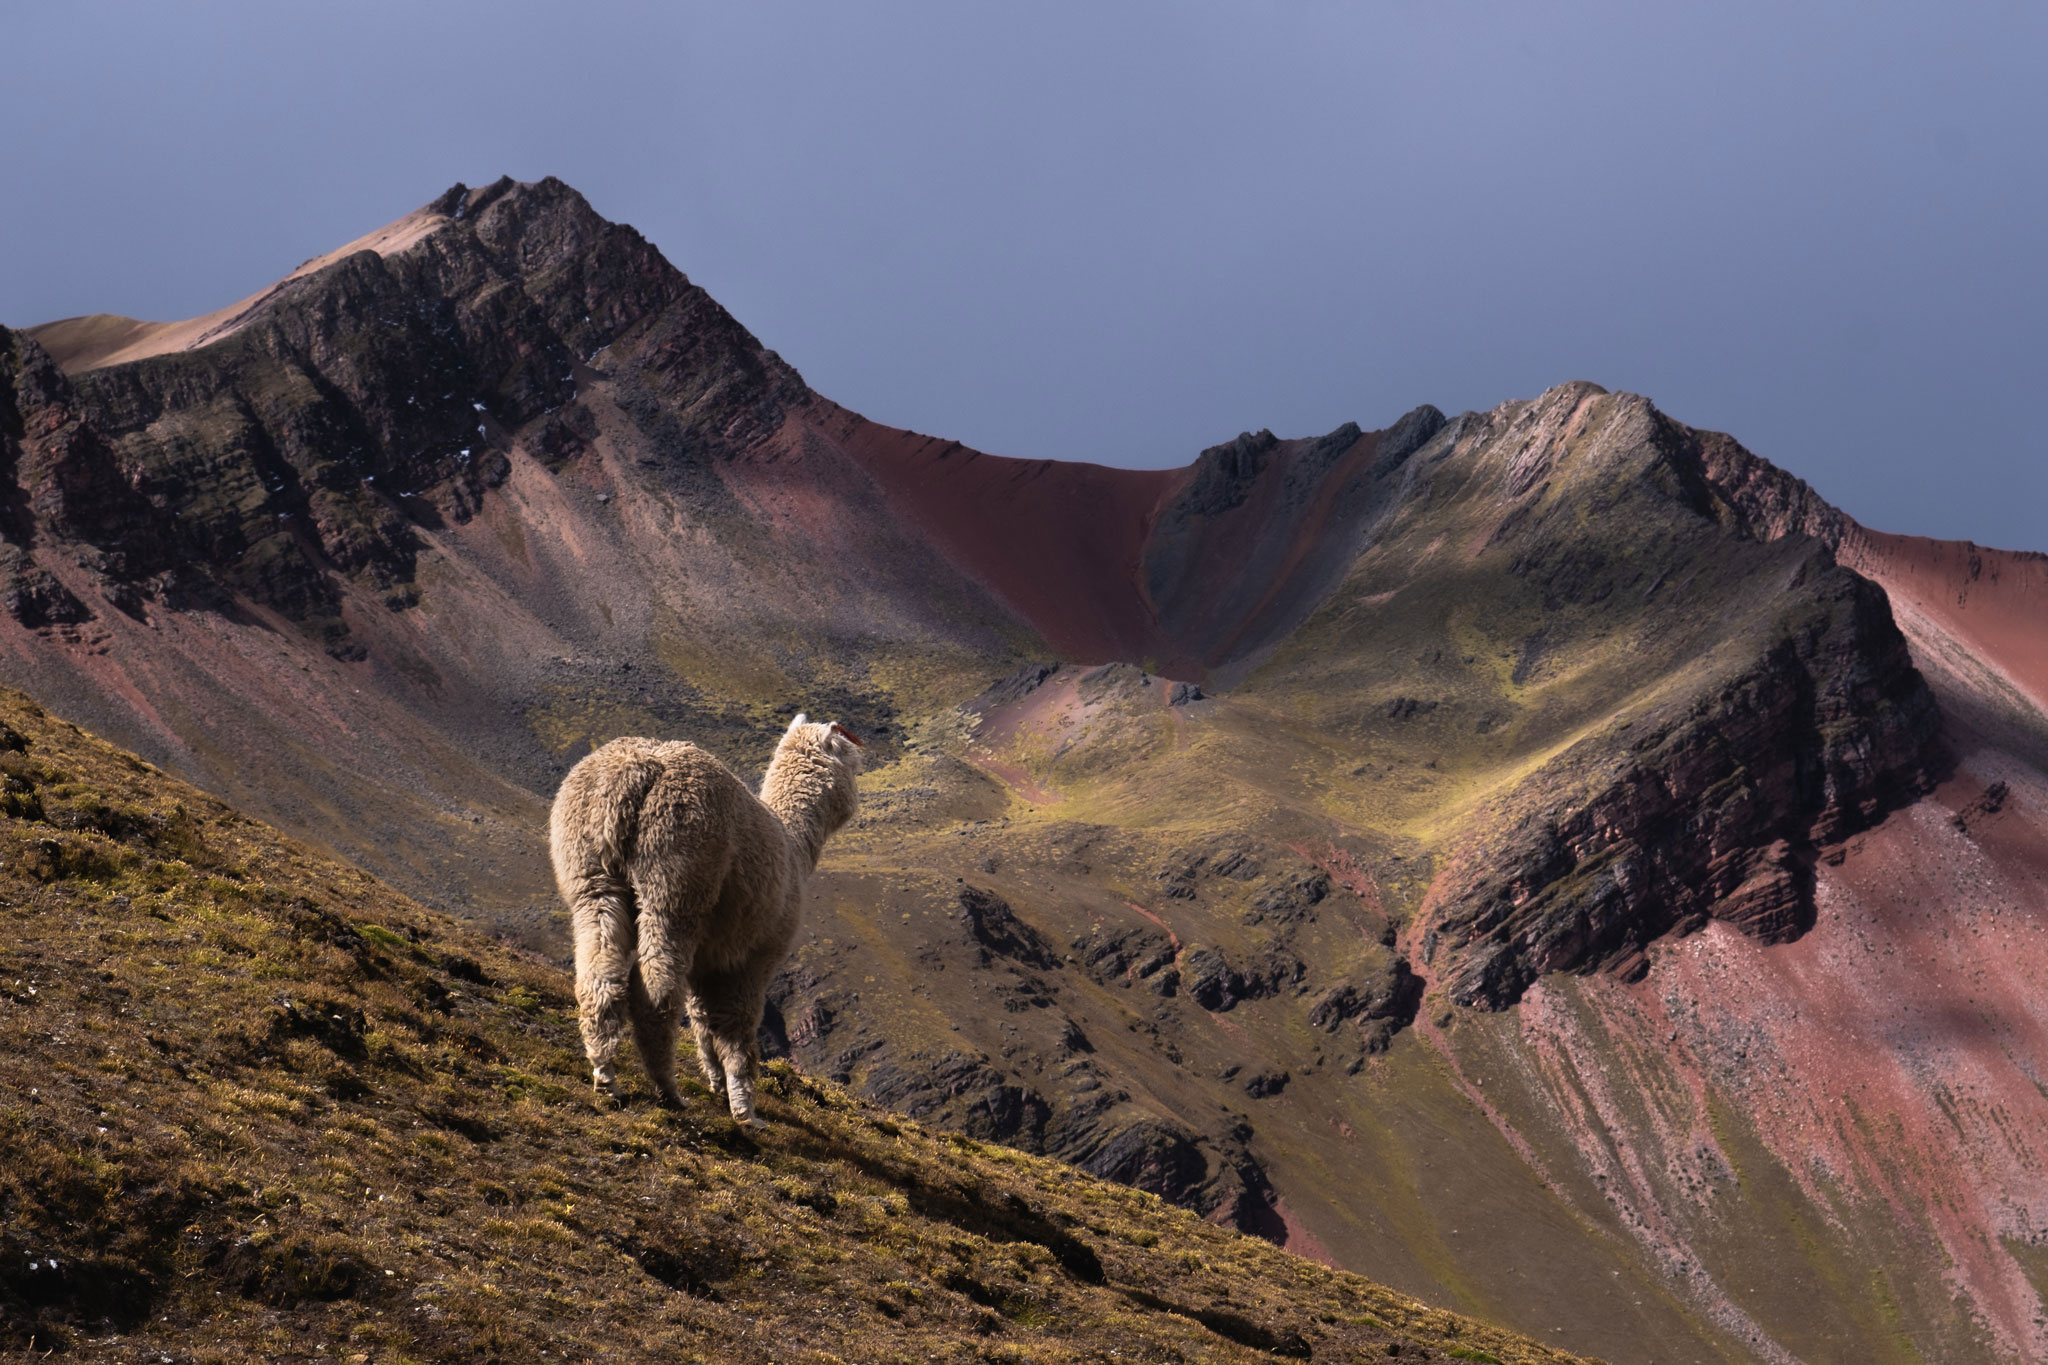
xmin=548 ymin=715 xmax=861 ymax=1123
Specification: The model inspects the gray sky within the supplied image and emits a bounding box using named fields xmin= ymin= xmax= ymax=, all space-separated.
xmin=4 ymin=1 xmax=2043 ymax=549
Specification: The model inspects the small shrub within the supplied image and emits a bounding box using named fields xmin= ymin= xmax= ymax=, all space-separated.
xmin=228 ymin=1232 xmax=379 ymax=1305
xmin=356 ymin=923 xmax=411 ymax=953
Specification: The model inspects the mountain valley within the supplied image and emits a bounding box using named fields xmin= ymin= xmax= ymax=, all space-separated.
xmin=5 ymin=176 xmax=2047 ymax=1363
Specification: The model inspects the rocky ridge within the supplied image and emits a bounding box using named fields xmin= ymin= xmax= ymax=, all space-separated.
xmin=1380 ymin=389 xmax=1941 ymax=1007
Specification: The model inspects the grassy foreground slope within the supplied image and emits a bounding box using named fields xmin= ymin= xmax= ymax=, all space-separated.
xmin=0 ymin=688 xmax=1592 ymax=1365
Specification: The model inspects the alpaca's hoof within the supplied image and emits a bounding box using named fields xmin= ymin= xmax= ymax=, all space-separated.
xmin=656 ymin=1086 xmax=686 ymax=1110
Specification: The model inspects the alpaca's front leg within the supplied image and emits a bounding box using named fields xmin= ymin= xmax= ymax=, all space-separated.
xmin=570 ymin=884 xmax=636 ymax=1100
xmin=724 ymin=1053 xmax=763 ymax=1128
xmin=715 ymin=974 xmax=772 ymax=1127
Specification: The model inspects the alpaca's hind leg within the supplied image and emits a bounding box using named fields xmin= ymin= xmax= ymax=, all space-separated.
xmin=631 ymin=856 xmax=720 ymax=1101
xmin=626 ymin=961 xmax=686 ymax=1107
xmin=694 ymin=966 xmax=771 ymax=1126
xmin=569 ymin=879 xmax=637 ymax=1097
xmin=684 ymin=993 xmax=726 ymax=1096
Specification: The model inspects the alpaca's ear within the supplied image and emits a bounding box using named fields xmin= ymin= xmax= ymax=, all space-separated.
xmin=788 ymin=712 xmax=809 ymax=731
xmin=831 ymin=723 xmax=864 ymax=747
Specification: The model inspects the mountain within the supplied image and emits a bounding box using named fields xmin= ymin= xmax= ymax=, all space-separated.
xmin=0 ymin=685 xmax=1588 ymax=1364
xmin=5 ymin=175 xmax=2046 ymax=1362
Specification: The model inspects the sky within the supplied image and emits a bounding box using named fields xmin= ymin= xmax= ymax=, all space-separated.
xmin=3 ymin=1 xmax=2043 ymax=549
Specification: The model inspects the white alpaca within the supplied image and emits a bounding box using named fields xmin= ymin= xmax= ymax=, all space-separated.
xmin=548 ymin=714 xmax=862 ymax=1124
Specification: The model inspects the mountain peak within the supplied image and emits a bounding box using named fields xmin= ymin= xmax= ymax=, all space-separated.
xmin=428 ymin=174 xmax=519 ymax=220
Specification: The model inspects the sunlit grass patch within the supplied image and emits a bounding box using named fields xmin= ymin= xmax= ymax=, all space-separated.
xmin=0 ymin=684 xmax=1591 ymax=1365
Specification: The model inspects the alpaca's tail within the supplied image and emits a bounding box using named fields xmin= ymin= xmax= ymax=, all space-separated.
xmin=551 ymin=752 xmax=661 ymax=968
xmin=553 ymin=748 xmax=671 ymax=1081
xmin=636 ymin=906 xmax=682 ymax=1008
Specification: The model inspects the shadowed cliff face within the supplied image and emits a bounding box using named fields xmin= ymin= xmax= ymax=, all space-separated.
xmin=0 ymin=330 xmax=178 ymax=626
xmin=1272 ymin=387 xmax=1944 ymax=1010
xmin=8 ymin=177 xmax=2042 ymax=1364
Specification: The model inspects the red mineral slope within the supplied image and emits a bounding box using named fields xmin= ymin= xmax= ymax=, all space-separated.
xmin=816 ymin=401 xmax=1189 ymax=671
xmin=777 ymin=402 xmax=1428 ymax=685
xmin=1841 ymin=531 xmax=2048 ymax=719
xmin=1478 ymin=753 xmax=2048 ymax=1362
xmin=1415 ymin=495 xmax=2048 ymax=1360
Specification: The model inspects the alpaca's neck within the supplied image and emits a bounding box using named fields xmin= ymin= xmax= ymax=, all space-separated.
xmin=760 ymin=753 xmax=846 ymax=868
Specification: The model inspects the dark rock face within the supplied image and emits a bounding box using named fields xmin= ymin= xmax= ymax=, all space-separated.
xmin=974 ymin=661 xmax=1059 ymax=710
xmin=1181 ymin=946 xmax=1245 ymax=1012
xmin=1074 ymin=924 xmax=1176 ymax=983
xmin=0 ymin=550 xmax=92 ymax=629
xmin=1170 ymin=429 xmax=1281 ymax=521
xmin=1246 ymin=870 xmax=1329 ymax=926
xmin=859 ymin=1049 xmax=1053 ymax=1148
xmin=1157 ymin=845 xmax=1258 ymax=902
xmin=1066 ymin=1115 xmax=1211 ymax=1207
xmin=1242 ymin=1069 xmax=1289 ymax=1099
xmin=0 ymin=329 xmax=180 ymax=627
xmin=1689 ymin=426 xmax=1855 ymax=548
xmin=956 ymin=885 xmax=1061 ymax=971
xmin=1307 ymin=956 xmax=1421 ymax=1053
xmin=1369 ymin=403 xmax=1448 ymax=477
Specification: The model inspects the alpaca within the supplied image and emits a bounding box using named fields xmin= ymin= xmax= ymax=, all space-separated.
xmin=548 ymin=713 xmax=862 ymax=1124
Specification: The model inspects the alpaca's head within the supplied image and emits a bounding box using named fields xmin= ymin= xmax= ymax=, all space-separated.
xmin=763 ymin=713 xmax=865 ymax=859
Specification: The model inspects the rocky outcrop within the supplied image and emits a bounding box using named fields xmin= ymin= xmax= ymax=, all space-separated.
xmin=1181 ymin=946 xmax=1245 ymax=1011
xmin=1246 ymin=870 xmax=1330 ymax=925
xmin=1141 ymin=413 xmax=1436 ymax=679
xmin=956 ymin=885 xmax=1061 ymax=971
xmin=1369 ymin=403 xmax=1448 ymax=477
xmin=1156 ymin=844 xmax=1258 ymax=901
xmin=859 ymin=1048 xmax=1053 ymax=1148
xmin=1689 ymin=426 xmax=1856 ymax=548
xmin=1307 ymin=953 xmax=1421 ymax=1053
xmin=1163 ymin=429 xmax=1282 ymax=522
xmin=1074 ymin=923 xmax=1177 ymax=984
xmin=972 ymin=661 xmax=1059 ymax=711
xmin=0 ymin=329 xmax=183 ymax=627
xmin=1063 ymin=1113 xmax=1211 ymax=1206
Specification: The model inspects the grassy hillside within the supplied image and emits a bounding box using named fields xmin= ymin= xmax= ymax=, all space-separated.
xmin=0 ymin=687 xmax=1592 ymax=1364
